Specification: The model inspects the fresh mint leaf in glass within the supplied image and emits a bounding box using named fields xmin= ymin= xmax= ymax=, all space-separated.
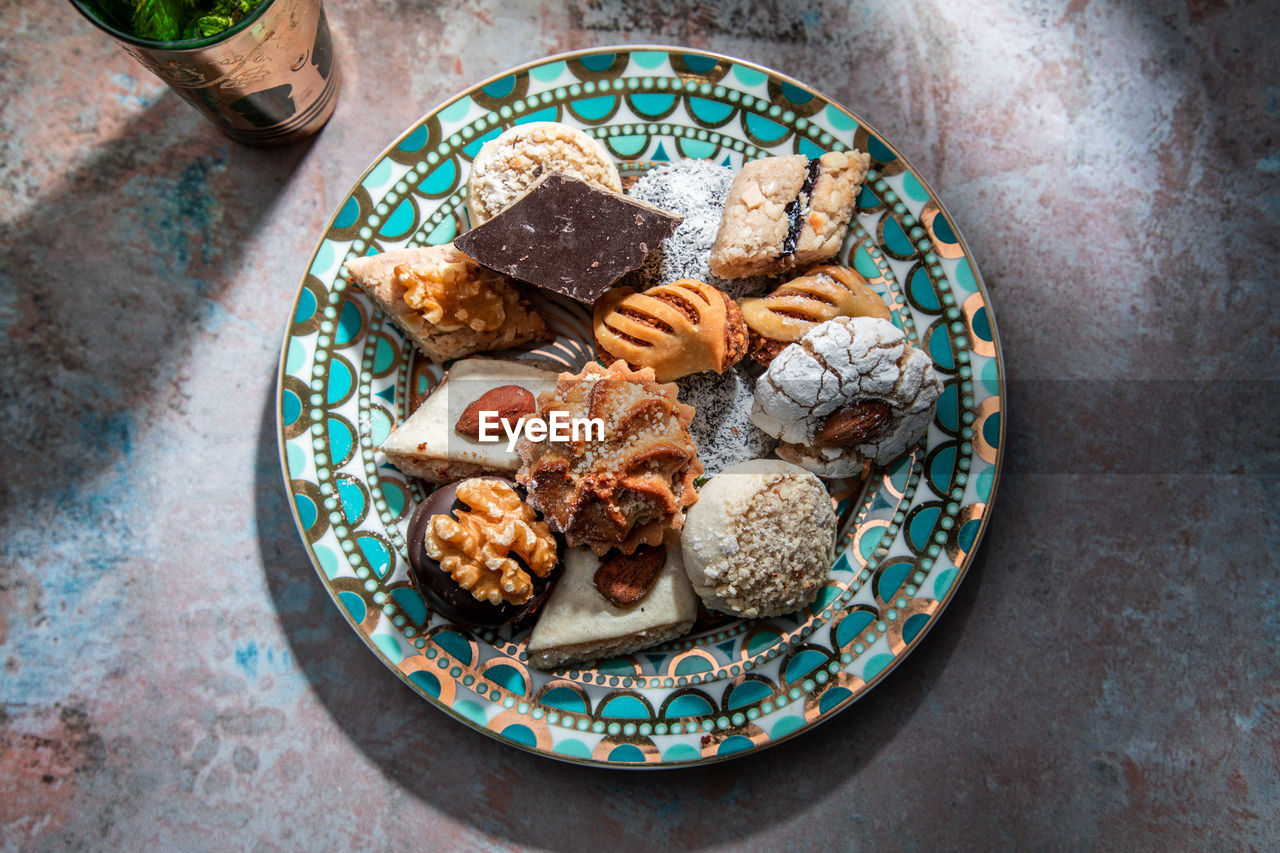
xmin=70 ymin=0 xmax=340 ymax=145
xmin=119 ymin=0 xmax=266 ymax=42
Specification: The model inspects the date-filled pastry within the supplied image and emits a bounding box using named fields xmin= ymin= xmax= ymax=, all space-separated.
xmin=709 ymin=151 xmax=871 ymax=278
xmin=344 ymin=243 xmax=550 ymax=362
xmin=516 ymin=361 xmax=703 ymax=556
xmin=739 ymin=265 xmax=890 ymax=365
xmin=593 ymin=279 xmax=749 ymax=381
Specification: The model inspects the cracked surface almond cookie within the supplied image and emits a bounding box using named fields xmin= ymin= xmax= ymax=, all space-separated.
xmin=709 ymin=151 xmax=871 ymax=278
xmin=515 ymin=361 xmax=703 ymax=556
xmin=751 ymin=316 xmax=942 ymax=477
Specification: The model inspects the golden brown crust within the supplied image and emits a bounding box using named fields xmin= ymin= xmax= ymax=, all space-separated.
xmin=740 ymin=264 xmax=891 ymax=365
xmin=515 ymin=362 xmax=703 ymax=555
xmin=593 ymin=279 xmax=748 ymax=381
xmin=344 ymin=243 xmax=551 ymax=362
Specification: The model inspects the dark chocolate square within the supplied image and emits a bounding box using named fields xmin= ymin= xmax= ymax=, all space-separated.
xmin=454 ymin=173 xmax=682 ymax=304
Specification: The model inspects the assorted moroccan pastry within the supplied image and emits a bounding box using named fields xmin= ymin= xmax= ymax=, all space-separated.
xmin=345 ymin=121 xmax=941 ymax=670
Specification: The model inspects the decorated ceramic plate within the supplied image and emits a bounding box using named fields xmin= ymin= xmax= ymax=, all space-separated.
xmin=277 ymin=46 xmax=1005 ymax=767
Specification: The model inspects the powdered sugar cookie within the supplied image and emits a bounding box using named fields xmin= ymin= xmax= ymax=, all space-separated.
xmin=751 ymin=316 xmax=942 ymax=477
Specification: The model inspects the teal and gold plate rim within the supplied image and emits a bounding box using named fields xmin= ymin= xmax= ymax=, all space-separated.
xmin=275 ymin=45 xmax=1005 ymax=768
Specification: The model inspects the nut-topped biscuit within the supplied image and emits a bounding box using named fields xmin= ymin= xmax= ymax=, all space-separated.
xmin=526 ymin=530 xmax=698 ymax=669
xmin=345 ymin=244 xmax=550 ymax=362
xmin=516 ymin=361 xmax=703 ymax=556
xmin=709 ymin=151 xmax=871 ymax=278
xmin=406 ymin=477 xmax=560 ymax=626
xmin=380 ymin=358 xmax=560 ymax=484
xmin=751 ymin=316 xmax=942 ymax=477
xmin=467 ymin=122 xmax=622 ymax=225
xmin=424 ymin=478 xmax=558 ymax=607
xmin=681 ymin=459 xmax=836 ymax=618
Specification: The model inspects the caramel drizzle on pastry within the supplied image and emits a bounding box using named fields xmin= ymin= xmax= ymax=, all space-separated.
xmin=738 ymin=265 xmax=891 ymax=362
xmin=593 ymin=279 xmax=748 ymax=382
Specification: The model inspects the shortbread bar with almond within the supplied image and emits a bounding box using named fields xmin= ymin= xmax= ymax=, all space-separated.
xmin=381 ymin=358 xmax=561 ymax=484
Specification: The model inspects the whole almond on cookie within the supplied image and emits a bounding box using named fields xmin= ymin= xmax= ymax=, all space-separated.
xmin=593 ymin=544 xmax=667 ymax=607
xmin=455 ymin=385 xmax=536 ymax=439
xmin=814 ymin=400 xmax=891 ymax=447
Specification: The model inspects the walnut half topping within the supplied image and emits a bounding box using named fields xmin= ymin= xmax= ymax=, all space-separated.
xmin=424 ymin=479 xmax=557 ymax=605
xmin=395 ymin=252 xmax=509 ymax=333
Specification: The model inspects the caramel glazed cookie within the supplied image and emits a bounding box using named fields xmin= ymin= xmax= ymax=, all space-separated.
xmin=752 ymin=316 xmax=942 ymax=478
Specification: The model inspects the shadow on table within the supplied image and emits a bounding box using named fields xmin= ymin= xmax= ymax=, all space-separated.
xmin=255 ymin=384 xmax=992 ymax=850
xmin=0 ymin=90 xmax=312 ymax=519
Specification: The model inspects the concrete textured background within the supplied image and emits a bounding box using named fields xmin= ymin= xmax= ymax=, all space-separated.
xmin=2 ymin=0 xmax=1277 ymax=849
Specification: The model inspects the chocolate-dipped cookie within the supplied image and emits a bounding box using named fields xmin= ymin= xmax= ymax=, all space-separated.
xmin=407 ymin=477 xmax=559 ymax=625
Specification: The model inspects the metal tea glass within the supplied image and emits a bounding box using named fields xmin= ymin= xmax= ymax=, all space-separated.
xmin=69 ymin=0 xmax=340 ymax=145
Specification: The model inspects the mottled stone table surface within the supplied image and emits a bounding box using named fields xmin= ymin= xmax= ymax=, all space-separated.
xmin=2 ymin=0 xmax=1277 ymax=849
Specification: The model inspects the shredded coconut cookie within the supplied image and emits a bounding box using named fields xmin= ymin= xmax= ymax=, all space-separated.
xmin=676 ymin=366 xmax=777 ymax=476
xmin=629 ymin=159 xmax=771 ymax=299
xmin=751 ymin=316 xmax=942 ymax=477
xmin=680 ymin=459 xmax=836 ymax=618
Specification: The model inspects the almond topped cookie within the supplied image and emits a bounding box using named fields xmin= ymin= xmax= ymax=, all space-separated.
xmin=751 ymin=316 xmax=942 ymax=477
